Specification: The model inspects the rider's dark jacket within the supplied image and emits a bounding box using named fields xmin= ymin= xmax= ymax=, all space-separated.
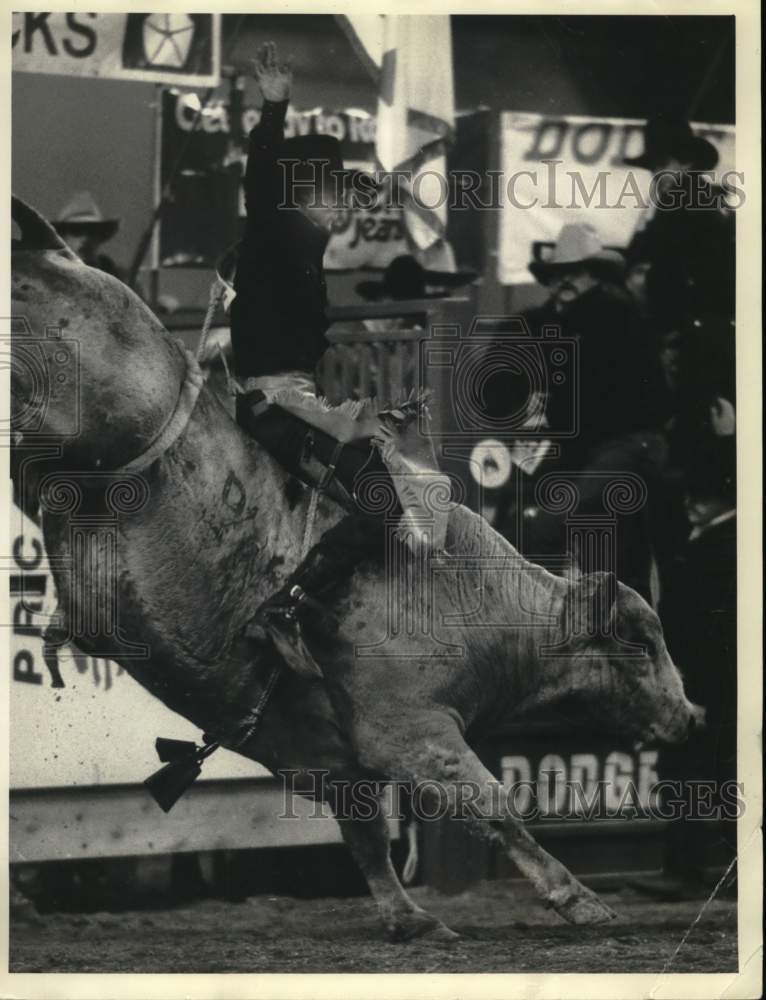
xmin=231 ymin=99 xmax=331 ymax=378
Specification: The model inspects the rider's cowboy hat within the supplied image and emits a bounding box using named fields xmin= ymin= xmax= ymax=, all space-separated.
xmin=623 ymin=114 xmax=719 ymax=172
xmin=528 ymin=223 xmax=625 ymax=284
xmin=53 ymin=192 xmax=120 ymax=240
xmin=278 ymin=134 xmax=347 ymax=198
xmin=356 ymin=255 xmax=477 ymax=301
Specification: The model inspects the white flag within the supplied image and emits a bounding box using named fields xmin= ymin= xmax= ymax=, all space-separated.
xmin=341 ymin=15 xmax=455 ymax=262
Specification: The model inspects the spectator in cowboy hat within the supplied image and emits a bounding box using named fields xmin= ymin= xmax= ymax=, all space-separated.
xmin=53 ymin=192 xmax=124 ymax=279
xmin=625 ymin=112 xmax=734 ymax=325
xmin=527 ymin=222 xmax=627 ymax=314
xmin=501 ymin=224 xmax=662 ymax=458
xmin=356 ymin=255 xmax=476 ymax=301
xmin=355 ymin=255 xmax=477 ymax=335
xmin=493 ymin=222 xmax=666 ymax=597
xmin=624 ymin=112 xmax=719 ymax=173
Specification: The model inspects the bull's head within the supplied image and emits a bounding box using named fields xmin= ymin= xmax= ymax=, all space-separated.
xmin=549 ymin=571 xmax=704 ymax=745
xmin=10 ymin=196 xmax=185 ymax=477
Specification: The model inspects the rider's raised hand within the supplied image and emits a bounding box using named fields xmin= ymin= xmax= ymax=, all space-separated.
xmin=252 ymin=41 xmax=292 ymax=102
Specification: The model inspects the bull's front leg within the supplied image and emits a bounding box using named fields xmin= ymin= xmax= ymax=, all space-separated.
xmin=356 ymin=711 xmax=616 ymax=926
xmin=492 ymin=807 xmax=617 ymax=925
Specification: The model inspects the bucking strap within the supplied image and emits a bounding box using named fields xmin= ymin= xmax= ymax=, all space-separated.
xmin=318 ymin=440 xmax=346 ymax=492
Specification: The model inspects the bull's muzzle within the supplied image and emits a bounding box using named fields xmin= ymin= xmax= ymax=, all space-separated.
xmin=688 ymin=702 xmax=707 ymax=734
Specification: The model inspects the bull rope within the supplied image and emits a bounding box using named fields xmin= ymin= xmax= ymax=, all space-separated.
xmin=215 ymin=482 xmax=318 ymax=766
xmin=195 ymin=278 xmax=225 ymax=361
xmin=196 ymin=279 xmax=243 ymax=398
xmin=181 ymin=481 xmax=319 ymax=775
xmin=141 ymin=330 xmax=325 ymax=810
xmin=116 ymin=343 xmax=205 ymax=474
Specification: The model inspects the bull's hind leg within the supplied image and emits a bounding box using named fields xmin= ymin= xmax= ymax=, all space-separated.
xmin=337 ymin=811 xmax=458 ymax=942
xmin=282 ymin=762 xmax=456 ymax=941
xmin=356 ymin=711 xmax=616 ymax=926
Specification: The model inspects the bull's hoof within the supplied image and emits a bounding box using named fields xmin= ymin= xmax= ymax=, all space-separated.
xmin=419 ymin=923 xmax=461 ymax=943
xmin=552 ymin=887 xmax=617 ymax=925
xmin=388 ymin=909 xmax=459 ymax=943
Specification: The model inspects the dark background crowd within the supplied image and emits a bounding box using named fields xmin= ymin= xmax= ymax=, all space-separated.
xmin=483 ymin=110 xmax=737 ymax=900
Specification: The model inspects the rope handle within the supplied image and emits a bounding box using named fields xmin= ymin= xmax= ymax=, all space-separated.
xmin=196 ymin=278 xmax=226 ymax=361
xmin=218 ymin=344 xmax=242 ymax=398
xmin=196 ymin=277 xmax=243 ymax=398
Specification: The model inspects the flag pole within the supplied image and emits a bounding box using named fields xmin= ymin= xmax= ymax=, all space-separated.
xmin=149 ymin=84 xmax=164 ymax=308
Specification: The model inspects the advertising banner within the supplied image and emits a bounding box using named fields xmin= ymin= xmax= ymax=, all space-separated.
xmin=160 ymin=90 xmax=487 ymax=272
xmin=6 ymin=504 xmax=259 ymax=789
xmin=160 ymin=91 xmax=409 ymax=271
xmin=498 ymin=111 xmax=736 ymax=285
xmin=12 ymin=12 xmax=221 ymax=87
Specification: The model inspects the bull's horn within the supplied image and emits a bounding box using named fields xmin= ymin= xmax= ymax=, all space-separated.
xmin=11 ymin=195 xmax=69 ymax=253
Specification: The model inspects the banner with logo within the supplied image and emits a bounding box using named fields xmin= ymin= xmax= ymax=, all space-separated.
xmin=498 ymin=112 xmax=736 ymax=285
xmin=159 ymin=90 xmax=488 ymax=272
xmin=6 ymin=504 xmax=259 ymax=788
xmin=12 ymin=12 xmax=220 ymax=87
xmin=160 ymin=92 xmax=409 ymax=270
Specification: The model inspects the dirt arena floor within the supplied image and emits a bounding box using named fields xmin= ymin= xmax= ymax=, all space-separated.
xmin=10 ymin=878 xmax=737 ymax=974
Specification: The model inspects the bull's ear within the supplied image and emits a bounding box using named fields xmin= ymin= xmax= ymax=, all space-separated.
xmin=564 ymin=571 xmax=618 ymax=638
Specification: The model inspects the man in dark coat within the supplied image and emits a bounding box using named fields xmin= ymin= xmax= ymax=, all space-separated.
xmin=488 ymin=223 xmax=666 ymax=596
xmin=630 ymin=441 xmax=737 ymax=899
xmin=230 ymin=43 xmax=408 ymax=677
xmin=625 ymin=113 xmax=735 ymax=326
xmin=230 ymin=65 xmax=341 ymax=381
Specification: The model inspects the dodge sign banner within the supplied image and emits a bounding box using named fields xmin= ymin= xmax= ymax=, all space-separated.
xmin=498 ymin=111 xmax=736 ymax=284
xmin=12 ymin=12 xmax=221 ymax=87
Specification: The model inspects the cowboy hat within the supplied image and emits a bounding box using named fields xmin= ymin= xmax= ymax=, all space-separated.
xmin=528 ymin=223 xmax=625 ymax=284
xmin=623 ymin=114 xmax=719 ymax=172
xmin=278 ymin=134 xmax=347 ymax=196
xmin=356 ymin=255 xmax=477 ymax=301
xmin=53 ymin=192 xmax=120 ymax=240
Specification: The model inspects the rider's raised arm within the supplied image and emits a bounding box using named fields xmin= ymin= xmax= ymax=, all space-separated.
xmin=243 ymin=42 xmax=293 ymax=218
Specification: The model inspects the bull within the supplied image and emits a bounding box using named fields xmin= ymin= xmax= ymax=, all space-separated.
xmin=9 ymin=197 xmax=702 ymax=940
